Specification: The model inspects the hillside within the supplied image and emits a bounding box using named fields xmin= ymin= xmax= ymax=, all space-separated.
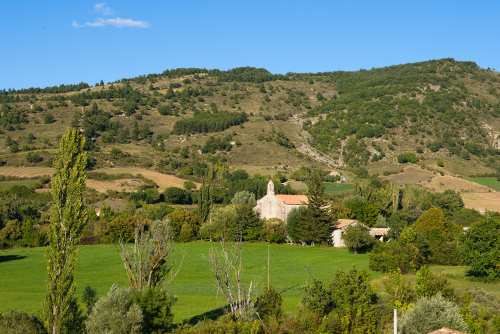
xmin=0 ymin=59 xmax=499 ymax=182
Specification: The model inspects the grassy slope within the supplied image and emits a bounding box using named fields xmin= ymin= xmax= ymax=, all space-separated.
xmin=0 ymin=242 xmax=374 ymax=321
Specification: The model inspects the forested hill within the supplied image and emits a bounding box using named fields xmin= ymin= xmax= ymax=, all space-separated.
xmin=0 ymin=59 xmax=499 ymax=178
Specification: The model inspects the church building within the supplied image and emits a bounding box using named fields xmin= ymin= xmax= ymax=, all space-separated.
xmin=254 ymin=180 xmax=308 ymax=221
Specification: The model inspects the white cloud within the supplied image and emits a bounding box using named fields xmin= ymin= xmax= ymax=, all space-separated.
xmin=73 ymin=17 xmax=150 ymax=29
xmin=73 ymin=3 xmax=149 ymax=29
xmin=94 ymin=2 xmax=113 ymax=16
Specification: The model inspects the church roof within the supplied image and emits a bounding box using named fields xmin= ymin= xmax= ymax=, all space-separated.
xmin=275 ymin=194 xmax=309 ymax=205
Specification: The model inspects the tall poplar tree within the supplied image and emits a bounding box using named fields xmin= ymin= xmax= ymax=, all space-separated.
xmin=45 ymin=128 xmax=88 ymax=334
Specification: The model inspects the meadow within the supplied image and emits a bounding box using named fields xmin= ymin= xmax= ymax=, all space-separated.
xmin=0 ymin=242 xmax=374 ymax=322
xmin=469 ymin=177 xmax=500 ymax=191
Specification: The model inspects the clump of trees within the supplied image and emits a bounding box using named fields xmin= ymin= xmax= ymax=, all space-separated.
xmin=173 ymin=111 xmax=247 ymax=134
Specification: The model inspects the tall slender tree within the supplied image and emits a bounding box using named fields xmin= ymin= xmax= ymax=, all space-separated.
xmin=198 ymin=164 xmax=215 ymax=222
xmin=45 ymin=128 xmax=88 ymax=334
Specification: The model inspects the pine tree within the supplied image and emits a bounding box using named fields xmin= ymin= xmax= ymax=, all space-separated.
xmin=45 ymin=128 xmax=88 ymax=334
xmin=301 ymin=169 xmax=332 ymax=244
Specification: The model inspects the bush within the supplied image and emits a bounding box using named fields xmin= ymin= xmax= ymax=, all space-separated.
xmin=415 ymin=266 xmax=454 ymax=299
xmin=263 ymin=219 xmax=287 ymax=243
xmin=0 ymin=311 xmax=47 ymax=334
xmin=231 ymin=191 xmax=256 ymax=207
xmin=397 ymin=152 xmax=417 ymax=164
xmin=342 ymin=224 xmax=376 ymax=253
xmin=167 ymin=209 xmax=200 ymax=241
xmin=26 ymin=152 xmax=43 ymax=163
xmin=255 ymin=287 xmax=283 ymax=320
xmin=103 ymin=214 xmax=148 ymax=243
xmin=461 ymin=216 xmax=500 ymax=280
xmin=133 ymin=288 xmax=175 ymax=334
xmin=164 ymin=187 xmax=192 ymax=204
xmin=369 ymin=241 xmax=420 ymax=274
xmin=399 ymin=294 xmax=467 ymax=334
xmin=86 ymin=285 xmax=143 ymax=334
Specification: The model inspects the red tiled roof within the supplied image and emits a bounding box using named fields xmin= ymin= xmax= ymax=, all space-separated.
xmin=335 ymin=219 xmax=358 ymax=229
xmin=275 ymin=194 xmax=309 ymax=205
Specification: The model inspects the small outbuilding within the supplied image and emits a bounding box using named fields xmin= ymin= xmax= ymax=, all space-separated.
xmin=331 ymin=219 xmax=390 ymax=247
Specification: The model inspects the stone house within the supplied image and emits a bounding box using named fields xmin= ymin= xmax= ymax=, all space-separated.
xmin=254 ymin=180 xmax=308 ymax=222
xmin=331 ymin=219 xmax=389 ymax=247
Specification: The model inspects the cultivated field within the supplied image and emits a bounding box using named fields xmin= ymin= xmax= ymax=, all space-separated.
xmin=461 ymin=192 xmax=500 ymax=213
xmin=0 ymin=166 xmax=196 ymax=193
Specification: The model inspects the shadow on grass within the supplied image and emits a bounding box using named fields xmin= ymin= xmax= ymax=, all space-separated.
xmin=183 ymin=305 xmax=227 ymax=326
xmin=0 ymin=255 xmax=27 ymax=263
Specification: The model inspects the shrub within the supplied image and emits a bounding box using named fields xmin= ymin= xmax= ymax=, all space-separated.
xmin=399 ymin=294 xmax=467 ymax=334
xmin=103 ymin=214 xmax=148 ymax=243
xmin=167 ymin=209 xmax=200 ymax=241
xmin=397 ymin=152 xmax=417 ymax=164
xmin=133 ymin=288 xmax=175 ymax=334
xmin=173 ymin=111 xmax=247 ymax=134
xmin=263 ymin=219 xmax=287 ymax=243
xmin=130 ymin=188 xmax=161 ymax=205
xmin=164 ymin=187 xmax=192 ymax=204
xmin=231 ymin=191 xmax=256 ymax=207
xmin=415 ymin=266 xmax=454 ymax=299
xmin=302 ymin=279 xmax=334 ymax=317
xmin=86 ymin=285 xmax=143 ymax=334
xmin=342 ymin=224 xmax=376 ymax=253
xmin=82 ymin=286 xmax=98 ymax=315
xmin=369 ymin=241 xmax=420 ymax=273
xmin=0 ymin=311 xmax=47 ymax=334
xmin=461 ymin=216 xmax=500 ymax=280
xmin=26 ymin=152 xmax=43 ymax=163
xmin=255 ymin=287 xmax=283 ymax=320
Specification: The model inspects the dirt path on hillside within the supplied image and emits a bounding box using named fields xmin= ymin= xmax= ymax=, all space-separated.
xmin=291 ymin=115 xmax=342 ymax=168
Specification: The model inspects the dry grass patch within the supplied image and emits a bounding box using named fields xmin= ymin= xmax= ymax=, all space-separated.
xmin=461 ymin=192 xmax=500 ymax=213
xmin=86 ymin=178 xmax=145 ymax=193
xmin=96 ymin=167 xmax=198 ymax=191
xmin=421 ymin=175 xmax=492 ymax=193
xmin=0 ymin=166 xmax=53 ymax=178
xmin=381 ymin=166 xmax=435 ymax=184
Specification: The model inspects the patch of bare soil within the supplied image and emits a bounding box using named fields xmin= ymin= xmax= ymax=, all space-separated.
xmin=381 ymin=166 xmax=435 ymax=184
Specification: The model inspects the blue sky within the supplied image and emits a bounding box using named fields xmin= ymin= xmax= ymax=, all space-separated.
xmin=1 ymin=0 xmax=499 ymax=89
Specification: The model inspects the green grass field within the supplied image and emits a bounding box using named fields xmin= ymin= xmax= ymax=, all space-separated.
xmin=0 ymin=242 xmax=374 ymax=321
xmin=324 ymin=182 xmax=354 ymax=195
xmin=468 ymin=177 xmax=500 ymax=191
xmin=1 ymin=242 xmax=498 ymax=323
xmin=0 ymin=178 xmax=42 ymax=191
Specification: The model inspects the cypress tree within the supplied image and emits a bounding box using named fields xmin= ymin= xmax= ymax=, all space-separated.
xmin=198 ymin=164 xmax=215 ymax=223
xmin=45 ymin=128 xmax=88 ymax=334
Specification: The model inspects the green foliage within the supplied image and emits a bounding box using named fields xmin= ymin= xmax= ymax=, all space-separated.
xmin=369 ymin=240 xmax=421 ymax=273
xmin=254 ymin=287 xmax=283 ymax=320
xmin=397 ymin=152 xmax=417 ymax=164
xmin=345 ymin=197 xmax=380 ymax=226
xmin=0 ymin=311 xmax=47 ymax=334
xmin=415 ymin=266 xmax=455 ymax=299
xmin=231 ymin=191 xmax=256 ymax=207
xmin=288 ymin=170 xmax=332 ymax=244
xmin=103 ymin=214 xmax=147 ymax=243
xmin=302 ymin=279 xmax=333 ymax=317
xmin=85 ymin=285 xmax=143 ymax=334
xmin=432 ymin=190 xmax=464 ymax=215
xmin=342 ymin=224 xmax=376 ymax=253
xmin=461 ymin=216 xmax=500 ymax=280
xmin=173 ymin=111 xmax=247 ymax=134
xmin=399 ymin=294 xmax=468 ymax=334
xmin=82 ymin=286 xmax=98 ymax=315
xmin=383 ymin=270 xmax=416 ymax=310
xmin=167 ymin=208 xmax=200 ymax=241
xmin=133 ymin=287 xmax=175 ymax=334
xmin=26 ymin=152 xmax=43 ymax=163
xmin=45 ymin=128 xmax=88 ymax=334
xmin=263 ymin=219 xmax=287 ymax=243
xmin=164 ymin=187 xmax=192 ymax=204
xmin=201 ymin=135 xmax=233 ymax=154
xmin=414 ymin=208 xmax=461 ymax=265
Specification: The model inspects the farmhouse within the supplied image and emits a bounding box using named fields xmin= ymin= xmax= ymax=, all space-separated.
xmin=332 ymin=219 xmax=389 ymax=247
xmin=254 ymin=180 xmax=308 ymax=221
